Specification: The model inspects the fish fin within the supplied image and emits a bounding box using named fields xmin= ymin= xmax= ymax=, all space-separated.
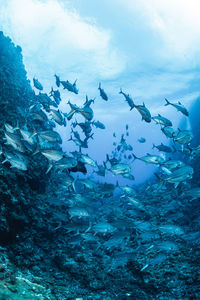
xmin=165 ymin=98 xmax=170 ymax=106
xmin=141 ymin=264 xmax=149 ymax=272
xmin=106 ymin=154 xmax=110 ymax=163
xmin=14 ymin=120 xmax=20 ymax=131
xmin=178 ymin=101 xmax=181 ymax=104
xmin=46 ymin=163 xmax=53 ymax=174
xmin=30 ymin=127 xmax=37 ymax=138
xmin=174 ymin=182 xmax=180 ymax=188
xmin=32 ymin=145 xmax=40 ymax=155
xmin=72 ymin=178 xmax=77 ymax=193
xmin=98 ymin=82 xmax=101 ymax=89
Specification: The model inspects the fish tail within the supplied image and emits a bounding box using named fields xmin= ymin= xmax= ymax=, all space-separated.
xmin=164 ymin=98 xmax=170 ymax=106
xmin=89 ymin=133 xmax=94 ymax=140
xmin=98 ymin=82 xmax=101 ymax=90
xmin=172 ymin=145 xmax=177 ymax=153
xmin=119 ymin=88 xmax=122 ymax=94
xmin=132 ymin=153 xmax=138 ymax=160
xmin=152 ymin=143 xmax=156 ymax=149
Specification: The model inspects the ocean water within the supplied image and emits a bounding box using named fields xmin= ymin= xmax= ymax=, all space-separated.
xmin=0 ymin=27 xmax=200 ymax=300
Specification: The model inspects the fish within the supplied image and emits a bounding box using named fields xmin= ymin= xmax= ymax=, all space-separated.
xmin=181 ymin=187 xmax=200 ymax=200
xmin=134 ymin=103 xmax=151 ymax=123
xmin=61 ymin=174 xmax=76 ymax=189
xmin=122 ymin=173 xmax=135 ymax=180
xmin=157 ymin=165 xmax=194 ymax=187
xmin=60 ymin=79 xmax=78 ymax=94
xmin=152 ymin=143 xmax=174 ymax=153
xmin=84 ymin=95 xmax=95 ymax=107
xmin=119 ymin=89 xmax=134 ymax=110
xmin=64 ymin=101 xmax=81 ymax=121
xmin=93 ymin=222 xmax=116 ymax=235
xmin=73 ymin=120 xmax=93 ymax=136
xmin=173 ymin=129 xmax=193 ymax=146
xmin=79 ymin=153 xmax=97 ymax=167
xmin=161 ymin=126 xmax=176 ymax=138
xmin=152 ymin=114 xmax=172 ymax=126
xmin=165 ymin=98 xmax=189 ymax=116
xmin=49 ymin=88 xmax=61 ymax=105
xmin=50 ymin=109 xmax=66 ymax=126
xmin=33 ymin=77 xmax=43 ymax=91
xmin=46 ymin=156 xmax=77 ymax=173
xmin=138 ymin=137 xmax=146 ymax=143
xmin=30 ymin=109 xmax=48 ymax=123
xmin=79 ymin=106 xmax=94 ymax=121
xmin=158 ymin=224 xmax=184 ymax=235
xmin=92 ymin=120 xmax=105 ymax=129
xmin=54 ymin=74 xmax=60 ymax=87
xmin=37 ymin=92 xmax=57 ymax=111
xmin=19 ymin=128 xmax=36 ymax=146
xmin=98 ymin=83 xmax=108 ymax=101
xmin=80 ymin=178 xmax=98 ymax=190
xmin=33 ymin=130 xmax=62 ymax=143
xmin=108 ymin=163 xmax=131 ymax=175
xmin=4 ymin=131 xmax=26 ymax=153
xmin=119 ymin=186 xmax=137 ymax=196
xmin=68 ymin=207 xmax=89 ymax=219
xmin=2 ymin=151 xmax=28 ymax=171
xmin=160 ymin=159 xmax=185 ymax=175
xmin=37 ymin=149 xmax=65 ymax=162
xmin=4 ymin=123 xmax=16 ymax=133
xmin=132 ymin=153 xmax=165 ymax=164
